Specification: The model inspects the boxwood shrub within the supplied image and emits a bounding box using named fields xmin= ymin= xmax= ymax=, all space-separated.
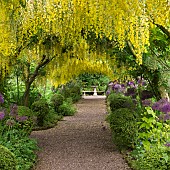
xmin=107 ymin=92 xmax=135 ymax=112
xmin=31 ymin=99 xmax=50 ymax=126
xmin=0 ymin=145 xmax=17 ymax=170
xmin=106 ymin=108 xmax=138 ymax=150
xmin=50 ymin=93 xmax=64 ymax=112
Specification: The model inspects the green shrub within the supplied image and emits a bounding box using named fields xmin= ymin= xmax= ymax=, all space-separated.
xmin=0 ymin=134 xmax=38 ymax=170
xmin=31 ymin=99 xmax=49 ymax=126
xmin=131 ymin=146 xmax=170 ymax=170
xmin=50 ymin=93 xmax=64 ymax=112
xmin=17 ymin=106 xmax=35 ymax=134
xmin=61 ymin=84 xmax=81 ymax=102
xmin=107 ymin=93 xmax=135 ymax=112
xmin=0 ymin=145 xmax=17 ymax=170
xmin=106 ymin=108 xmax=138 ymax=149
xmin=58 ymin=101 xmax=76 ymax=116
xmin=17 ymin=106 xmax=34 ymax=117
xmin=43 ymin=110 xmax=63 ymax=127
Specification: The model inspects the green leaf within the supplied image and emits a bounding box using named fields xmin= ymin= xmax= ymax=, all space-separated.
xmin=142 ymin=140 xmax=151 ymax=151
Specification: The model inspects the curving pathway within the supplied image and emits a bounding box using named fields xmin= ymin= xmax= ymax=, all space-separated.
xmin=31 ymin=98 xmax=131 ymax=170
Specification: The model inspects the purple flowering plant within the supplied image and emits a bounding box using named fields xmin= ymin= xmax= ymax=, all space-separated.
xmin=0 ymin=111 xmax=5 ymax=120
xmin=106 ymin=80 xmax=170 ymax=154
xmin=127 ymin=81 xmax=135 ymax=87
xmin=107 ymin=78 xmax=150 ymax=101
xmin=151 ymin=98 xmax=170 ymax=122
xmin=0 ymin=95 xmax=32 ymax=137
xmin=0 ymin=93 xmax=4 ymax=104
xmin=142 ymin=99 xmax=153 ymax=107
xmin=137 ymin=77 xmax=147 ymax=87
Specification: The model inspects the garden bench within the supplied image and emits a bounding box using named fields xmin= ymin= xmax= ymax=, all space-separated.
xmin=82 ymin=91 xmax=105 ymax=96
xmin=82 ymin=86 xmax=105 ymax=96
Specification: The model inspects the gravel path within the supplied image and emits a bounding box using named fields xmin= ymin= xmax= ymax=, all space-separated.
xmin=31 ymin=98 xmax=131 ymax=170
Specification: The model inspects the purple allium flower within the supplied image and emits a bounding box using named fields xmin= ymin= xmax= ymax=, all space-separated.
xmin=0 ymin=111 xmax=5 ymax=120
xmin=152 ymin=102 xmax=160 ymax=111
xmin=165 ymin=142 xmax=170 ymax=147
xmin=106 ymin=90 xmax=111 ymax=96
xmin=142 ymin=81 xmax=147 ymax=86
xmin=112 ymin=83 xmax=122 ymax=93
xmin=127 ymin=81 xmax=135 ymax=87
xmin=113 ymin=84 xmax=122 ymax=89
xmin=6 ymin=119 xmax=16 ymax=127
xmin=10 ymin=104 xmax=18 ymax=117
xmin=141 ymin=90 xmax=153 ymax=100
xmin=164 ymin=113 xmax=170 ymax=121
xmin=125 ymin=87 xmax=137 ymax=98
xmin=142 ymin=99 xmax=152 ymax=107
xmin=137 ymin=78 xmax=147 ymax=86
xmin=161 ymin=104 xmax=170 ymax=114
xmin=137 ymin=79 xmax=142 ymax=84
xmin=0 ymin=93 xmax=4 ymax=104
xmin=158 ymin=98 xmax=169 ymax=105
xmin=152 ymin=98 xmax=170 ymax=113
xmin=16 ymin=115 xmax=28 ymax=122
xmin=121 ymin=84 xmax=125 ymax=88
xmin=120 ymin=84 xmax=126 ymax=93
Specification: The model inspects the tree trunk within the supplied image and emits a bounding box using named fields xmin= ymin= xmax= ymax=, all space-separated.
xmin=152 ymin=70 xmax=161 ymax=100
xmin=23 ymin=82 xmax=31 ymax=107
xmin=22 ymin=55 xmax=55 ymax=107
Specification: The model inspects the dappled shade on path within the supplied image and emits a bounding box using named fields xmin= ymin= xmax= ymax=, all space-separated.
xmin=31 ymin=98 xmax=131 ymax=170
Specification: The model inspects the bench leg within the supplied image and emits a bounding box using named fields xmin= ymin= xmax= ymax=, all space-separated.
xmin=93 ymin=87 xmax=97 ymax=96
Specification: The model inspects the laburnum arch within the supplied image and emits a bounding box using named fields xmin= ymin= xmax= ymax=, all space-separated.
xmin=0 ymin=0 xmax=170 ymax=83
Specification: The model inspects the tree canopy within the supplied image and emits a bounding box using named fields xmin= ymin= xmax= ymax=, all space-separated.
xmin=0 ymin=0 xmax=170 ymax=83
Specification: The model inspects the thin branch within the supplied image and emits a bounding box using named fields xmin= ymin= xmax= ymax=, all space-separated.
xmin=149 ymin=46 xmax=170 ymax=69
xmin=28 ymin=55 xmax=55 ymax=84
xmin=127 ymin=40 xmax=137 ymax=58
xmin=154 ymin=23 xmax=170 ymax=40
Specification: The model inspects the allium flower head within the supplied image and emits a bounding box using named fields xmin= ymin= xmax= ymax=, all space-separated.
xmin=6 ymin=119 xmax=16 ymax=127
xmin=152 ymin=102 xmax=160 ymax=111
xmin=125 ymin=87 xmax=137 ymax=98
xmin=127 ymin=81 xmax=135 ymax=87
xmin=106 ymin=90 xmax=111 ymax=96
xmin=164 ymin=113 xmax=170 ymax=121
xmin=142 ymin=99 xmax=152 ymax=107
xmin=16 ymin=115 xmax=28 ymax=122
xmin=141 ymin=90 xmax=153 ymax=100
xmin=152 ymin=98 xmax=170 ymax=113
xmin=137 ymin=78 xmax=147 ymax=86
xmin=142 ymin=81 xmax=147 ymax=86
xmin=158 ymin=98 xmax=169 ymax=105
xmin=0 ymin=93 xmax=4 ymax=104
xmin=0 ymin=111 xmax=5 ymax=120
xmin=10 ymin=104 xmax=18 ymax=117
xmin=121 ymin=84 xmax=125 ymax=88
xmin=161 ymin=104 xmax=170 ymax=114
xmin=113 ymin=84 xmax=121 ymax=89
xmin=112 ymin=83 xmax=122 ymax=93
xmin=165 ymin=142 xmax=170 ymax=147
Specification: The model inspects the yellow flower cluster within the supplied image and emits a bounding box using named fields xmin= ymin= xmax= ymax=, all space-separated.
xmin=0 ymin=0 xmax=169 ymax=81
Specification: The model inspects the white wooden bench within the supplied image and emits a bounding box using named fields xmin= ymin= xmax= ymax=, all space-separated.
xmin=82 ymin=91 xmax=105 ymax=96
xmin=82 ymin=86 xmax=105 ymax=96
